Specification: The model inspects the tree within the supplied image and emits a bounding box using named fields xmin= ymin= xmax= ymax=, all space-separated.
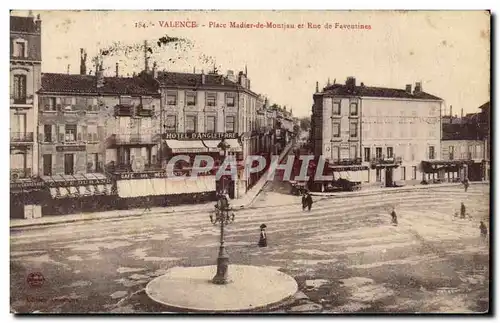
xmin=299 ymin=117 xmax=311 ymax=131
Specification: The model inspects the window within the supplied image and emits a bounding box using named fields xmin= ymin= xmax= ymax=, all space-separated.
xmin=332 ymin=102 xmax=341 ymax=115
xmin=226 ymin=93 xmax=235 ymax=107
xmin=332 ymin=123 xmax=340 ymax=137
xmin=164 ymin=115 xmax=176 ymax=132
xmin=44 ymin=124 xmax=52 ymax=142
xmin=449 ymin=146 xmax=454 ymax=160
xmin=376 ymin=147 xmax=383 ymax=159
xmin=387 ymin=147 xmax=394 ymax=158
xmin=185 ymin=116 xmax=197 ymax=133
xmin=13 ymin=40 xmax=26 ymax=57
xmin=376 ymin=168 xmax=381 ymax=182
xmin=43 ymin=154 xmax=52 ymax=176
xmin=475 ymin=144 xmax=482 ymax=159
xmin=468 ymin=145 xmax=473 ymax=159
xmin=87 ymin=153 xmax=100 ymax=173
xmin=140 ymin=96 xmax=153 ymax=110
xmin=350 ymin=145 xmax=358 ymax=159
xmin=226 ymin=116 xmax=235 ymax=133
xmin=206 ymin=93 xmax=217 ymax=107
xmin=186 ymin=92 xmax=197 ymax=106
xmin=64 ymin=154 xmax=74 ymax=175
xmin=87 ymin=125 xmax=98 ymax=142
xmin=350 ymin=122 xmax=358 ymax=137
xmin=119 ymin=96 xmax=132 ymax=106
xmin=206 ymin=116 xmax=216 ymax=133
xmin=364 ymin=147 xmax=371 ymax=162
xmin=428 ymin=146 xmax=435 ymax=159
xmin=332 ymin=146 xmax=340 ymax=161
xmin=41 ymin=97 xmax=56 ymax=111
xmin=401 ymin=166 xmax=406 ymax=180
xmin=166 ymin=91 xmax=177 ymax=106
xmin=412 ymin=166 xmax=417 ymax=180
xmin=65 ymin=124 xmax=77 ymax=142
xmin=350 ymin=102 xmax=358 ymax=116
xmin=13 ymin=75 xmax=27 ymax=103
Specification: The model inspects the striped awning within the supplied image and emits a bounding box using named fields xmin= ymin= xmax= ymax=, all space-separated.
xmin=116 ymin=176 xmax=217 ymax=198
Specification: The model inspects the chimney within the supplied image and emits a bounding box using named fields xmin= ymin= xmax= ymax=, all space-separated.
xmin=414 ymin=82 xmax=422 ymax=93
xmin=28 ymin=10 xmax=34 ymax=19
xmin=152 ymin=61 xmax=158 ymax=78
xmin=450 ymin=105 xmax=453 ymax=117
xmin=221 ymin=75 xmax=225 ymax=85
xmin=405 ymin=84 xmax=412 ymax=93
xmin=346 ymin=77 xmax=356 ymax=89
xmin=115 ymin=62 xmax=119 ymax=77
xmin=316 ymin=81 xmax=319 ymax=93
xmin=201 ymin=69 xmax=205 ymax=84
xmin=143 ymin=40 xmax=149 ymax=72
xmin=193 ymin=67 xmax=196 ymax=74
xmin=35 ymin=14 xmax=41 ymax=31
xmin=96 ymin=65 xmax=104 ymax=88
xmin=461 ymin=108 xmax=464 ymax=118
xmin=80 ymin=49 xmax=87 ymax=75
xmin=247 ymin=79 xmax=251 ymax=90
xmin=67 ymin=64 xmax=70 ymax=74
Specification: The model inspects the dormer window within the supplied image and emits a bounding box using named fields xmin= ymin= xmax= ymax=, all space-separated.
xmin=13 ymin=39 xmax=28 ymax=58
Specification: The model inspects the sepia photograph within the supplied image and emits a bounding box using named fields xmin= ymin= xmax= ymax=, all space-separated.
xmin=8 ymin=9 xmax=491 ymax=314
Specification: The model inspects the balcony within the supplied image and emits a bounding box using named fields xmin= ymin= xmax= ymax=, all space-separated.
xmin=10 ymin=96 xmax=34 ymax=106
xmin=109 ymin=133 xmax=156 ymax=146
xmin=10 ymin=168 xmax=32 ymax=180
xmin=370 ymin=155 xmax=403 ymax=168
xmin=10 ymin=132 xmax=34 ymax=144
xmin=114 ymin=105 xmax=134 ymax=117
xmin=330 ymin=157 xmax=362 ymax=166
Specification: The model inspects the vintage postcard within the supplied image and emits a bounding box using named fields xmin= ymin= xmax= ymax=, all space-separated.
xmin=9 ymin=10 xmax=490 ymax=314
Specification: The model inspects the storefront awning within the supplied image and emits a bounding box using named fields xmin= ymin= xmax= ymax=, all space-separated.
xmin=116 ymin=176 xmax=217 ymax=198
xmin=203 ymin=140 xmax=222 ymax=153
xmin=43 ymin=173 xmax=113 ymax=199
xmin=225 ymin=139 xmax=242 ymax=152
xmin=202 ymin=139 xmax=242 ymax=153
xmin=334 ymin=170 xmax=366 ymax=182
xmin=165 ymin=140 xmax=208 ymax=153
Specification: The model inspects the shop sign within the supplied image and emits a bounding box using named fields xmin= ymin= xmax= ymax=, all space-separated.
xmin=11 ymin=181 xmax=45 ymax=190
xmin=163 ymin=132 xmax=239 ymax=140
xmin=56 ymin=145 xmax=86 ymax=152
xmin=117 ymin=170 xmax=193 ymax=180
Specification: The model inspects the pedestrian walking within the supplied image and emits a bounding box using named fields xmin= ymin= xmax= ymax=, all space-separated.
xmin=463 ymin=178 xmax=470 ymax=192
xmin=301 ymin=192 xmax=307 ymax=211
xmin=258 ymin=224 xmax=268 ymax=247
xmin=144 ymin=196 xmax=152 ymax=212
xmin=390 ymin=207 xmax=398 ymax=226
xmin=479 ymin=221 xmax=488 ymax=240
xmin=460 ymin=202 xmax=466 ymax=219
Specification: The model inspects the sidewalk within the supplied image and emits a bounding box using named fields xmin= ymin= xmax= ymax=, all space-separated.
xmin=310 ymin=181 xmax=489 ymax=198
xmin=10 ymin=141 xmax=296 ymax=229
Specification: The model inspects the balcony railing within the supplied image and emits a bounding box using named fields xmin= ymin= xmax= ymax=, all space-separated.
xmin=111 ymin=133 xmax=155 ymax=145
xmin=114 ymin=105 xmax=134 ymax=117
xmin=10 ymin=132 xmax=34 ymax=143
xmin=330 ymin=157 xmax=362 ymax=166
xmin=10 ymin=168 xmax=32 ymax=180
xmin=370 ymin=155 xmax=403 ymax=166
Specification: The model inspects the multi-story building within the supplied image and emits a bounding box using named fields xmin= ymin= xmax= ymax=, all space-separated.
xmin=10 ymin=14 xmax=45 ymax=219
xmin=10 ymin=14 xmax=41 ymax=180
xmin=156 ymin=69 xmax=262 ymax=198
xmin=312 ymin=77 xmax=444 ymax=187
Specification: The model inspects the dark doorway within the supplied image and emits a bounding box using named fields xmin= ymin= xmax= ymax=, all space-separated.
xmin=64 ymin=153 xmax=74 ymax=175
xmin=43 ymin=154 xmax=52 ymax=176
xmin=385 ymin=168 xmax=393 ymax=187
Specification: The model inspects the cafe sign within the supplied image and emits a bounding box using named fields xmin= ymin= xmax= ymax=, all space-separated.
xmin=163 ymin=132 xmax=239 ymax=140
xmin=56 ymin=145 xmax=86 ymax=152
xmin=11 ymin=180 xmax=45 ymax=191
xmin=117 ymin=171 xmax=190 ymax=180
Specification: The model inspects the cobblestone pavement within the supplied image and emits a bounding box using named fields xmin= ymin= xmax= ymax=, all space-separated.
xmin=10 ymin=183 xmax=489 ymax=313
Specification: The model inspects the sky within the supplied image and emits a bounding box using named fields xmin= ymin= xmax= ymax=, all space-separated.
xmin=13 ymin=10 xmax=490 ymax=118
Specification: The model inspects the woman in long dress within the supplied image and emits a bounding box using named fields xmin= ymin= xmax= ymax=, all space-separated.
xmin=258 ymin=224 xmax=268 ymax=247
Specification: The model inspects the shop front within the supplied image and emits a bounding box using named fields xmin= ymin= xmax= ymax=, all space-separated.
xmin=41 ymin=173 xmax=114 ymax=215
xmin=327 ymin=164 xmax=369 ymax=192
xmin=420 ymin=160 xmax=471 ymax=184
xmin=10 ymin=178 xmax=47 ymax=219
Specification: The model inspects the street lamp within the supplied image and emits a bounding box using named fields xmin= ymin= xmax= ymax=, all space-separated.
xmin=208 ymin=138 xmax=234 ymax=285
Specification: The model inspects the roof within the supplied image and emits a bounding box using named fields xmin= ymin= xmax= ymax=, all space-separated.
xmin=156 ymin=71 xmax=240 ymax=89
xmin=442 ymin=123 xmax=482 ymax=140
xmin=321 ymin=84 xmax=442 ymax=101
xmin=10 ymin=16 xmax=39 ymax=33
xmin=39 ymin=73 xmax=159 ymax=96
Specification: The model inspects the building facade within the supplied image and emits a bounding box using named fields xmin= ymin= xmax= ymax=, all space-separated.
xmin=312 ymin=78 xmax=443 ymax=187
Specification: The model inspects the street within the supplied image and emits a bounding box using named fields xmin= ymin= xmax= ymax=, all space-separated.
xmin=11 ymin=182 xmax=489 ymax=313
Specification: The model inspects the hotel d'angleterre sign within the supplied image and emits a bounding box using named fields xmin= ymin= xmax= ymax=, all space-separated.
xmin=163 ymin=132 xmax=239 ymax=140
